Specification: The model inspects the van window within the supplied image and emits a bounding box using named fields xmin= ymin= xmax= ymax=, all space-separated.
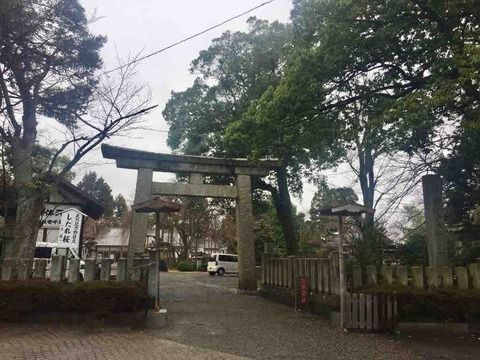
xmin=209 ymin=254 xmax=217 ymax=262
xmin=219 ymin=255 xmax=237 ymax=262
xmin=34 ymin=247 xmax=52 ymax=259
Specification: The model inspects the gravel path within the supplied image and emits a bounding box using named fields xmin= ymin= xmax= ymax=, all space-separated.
xmin=152 ymin=271 xmax=417 ymax=360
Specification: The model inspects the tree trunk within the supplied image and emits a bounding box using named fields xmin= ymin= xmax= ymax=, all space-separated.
xmin=9 ymin=143 xmax=43 ymax=264
xmin=358 ymin=146 xmax=375 ymax=227
xmin=272 ymin=166 xmax=298 ymax=255
xmin=7 ymin=100 xmax=43 ymax=267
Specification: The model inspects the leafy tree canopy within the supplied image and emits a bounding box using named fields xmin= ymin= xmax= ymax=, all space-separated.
xmin=309 ymin=180 xmax=358 ymax=222
xmin=77 ymin=172 xmax=114 ymax=217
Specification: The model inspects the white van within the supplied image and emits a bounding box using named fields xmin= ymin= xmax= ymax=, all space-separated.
xmin=207 ymin=253 xmax=238 ymax=276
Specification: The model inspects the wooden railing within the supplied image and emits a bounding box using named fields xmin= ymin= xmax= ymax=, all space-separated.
xmin=262 ymin=256 xmax=340 ymax=294
xmin=262 ymin=256 xmax=480 ymax=292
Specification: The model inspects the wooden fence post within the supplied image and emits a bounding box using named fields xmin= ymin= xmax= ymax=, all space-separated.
xmin=366 ymin=294 xmax=373 ymax=330
xmin=316 ymin=259 xmax=323 ymax=292
xmin=323 ymin=259 xmax=330 ymax=294
xmin=359 ymin=293 xmax=366 ymax=329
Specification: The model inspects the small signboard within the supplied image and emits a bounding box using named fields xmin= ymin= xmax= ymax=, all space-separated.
xmin=57 ymin=208 xmax=86 ymax=250
xmin=40 ymin=204 xmax=81 ymax=228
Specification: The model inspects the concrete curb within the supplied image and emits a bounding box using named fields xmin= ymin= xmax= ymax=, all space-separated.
xmin=396 ymin=322 xmax=480 ymax=335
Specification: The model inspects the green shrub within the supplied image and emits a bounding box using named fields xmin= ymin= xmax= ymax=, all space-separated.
xmin=0 ymin=280 xmax=150 ymax=321
xmin=177 ymin=262 xmax=195 ymax=271
xmin=196 ymin=264 xmax=208 ymax=272
xmin=364 ymin=286 xmax=480 ymax=322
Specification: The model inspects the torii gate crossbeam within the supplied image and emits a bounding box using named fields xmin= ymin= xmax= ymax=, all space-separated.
xmin=102 ymin=144 xmax=281 ymax=291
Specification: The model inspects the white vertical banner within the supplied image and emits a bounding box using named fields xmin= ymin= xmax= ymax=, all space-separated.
xmin=57 ymin=209 xmax=86 ymax=250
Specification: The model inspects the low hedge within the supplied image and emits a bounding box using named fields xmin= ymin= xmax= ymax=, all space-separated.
xmin=364 ymin=286 xmax=480 ymax=322
xmin=0 ymin=280 xmax=150 ymax=321
xmin=177 ymin=262 xmax=196 ymax=271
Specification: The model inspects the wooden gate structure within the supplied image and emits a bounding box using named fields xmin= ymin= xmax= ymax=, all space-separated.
xmin=102 ymin=144 xmax=281 ymax=291
xmin=344 ymin=292 xmax=397 ymax=331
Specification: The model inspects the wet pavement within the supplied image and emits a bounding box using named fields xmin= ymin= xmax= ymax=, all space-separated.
xmin=152 ymin=271 xmax=416 ymax=359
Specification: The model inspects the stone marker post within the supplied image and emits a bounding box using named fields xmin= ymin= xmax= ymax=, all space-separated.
xmin=50 ymin=255 xmax=66 ymax=282
xmin=455 ymin=267 xmax=469 ymax=289
xmin=84 ymin=259 xmax=97 ymax=282
xmin=17 ymin=259 xmax=33 ymax=280
xmin=411 ymin=266 xmax=424 ymax=289
xmin=117 ymin=258 xmax=128 ymax=282
xmin=396 ymin=266 xmax=408 ymax=286
xmin=1 ymin=259 xmax=14 ymax=280
xmin=33 ymin=259 xmax=47 ymax=279
xmin=422 ymin=175 xmax=448 ymax=267
xmin=100 ymin=259 xmax=112 ymax=281
xmin=68 ymin=259 xmax=80 ymax=283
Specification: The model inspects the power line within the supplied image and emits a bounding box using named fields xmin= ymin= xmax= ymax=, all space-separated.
xmin=102 ymin=0 xmax=275 ymax=76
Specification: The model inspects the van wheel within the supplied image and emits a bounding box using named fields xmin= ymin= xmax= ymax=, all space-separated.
xmin=217 ymin=268 xmax=225 ymax=276
xmin=208 ymin=271 xmax=216 ymax=276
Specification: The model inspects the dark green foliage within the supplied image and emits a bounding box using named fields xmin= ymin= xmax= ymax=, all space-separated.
xmin=177 ymin=262 xmax=195 ymax=272
xmin=395 ymin=205 xmax=428 ymax=266
xmin=365 ymin=286 xmax=480 ymax=322
xmin=0 ymin=280 xmax=149 ymax=321
xmin=197 ymin=264 xmax=208 ymax=272
xmin=0 ymin=0 xmax=106 ymax=125
xmin=350 ymin=225 xmax=390 ymax=267
xmin=310 ymin=180 xmax=358 ymax=222
xmin=77 ymin=172 xmax=114 ymax=217
xmin=396 ymin=233 xmax=428 ymax=267
xmin=114 ymin=194 xmax=128 ymax=221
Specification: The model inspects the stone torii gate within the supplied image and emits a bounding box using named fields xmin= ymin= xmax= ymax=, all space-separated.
xmin=102 ymin=144 xmax=281 ymax=291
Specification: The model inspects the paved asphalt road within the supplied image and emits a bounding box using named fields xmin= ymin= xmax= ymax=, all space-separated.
xmin=152 ymin=271 xmax=417 ymax=359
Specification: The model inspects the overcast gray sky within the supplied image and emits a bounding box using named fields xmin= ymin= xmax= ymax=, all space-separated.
xmin=38 ymin=0 xmax=357 ymax=214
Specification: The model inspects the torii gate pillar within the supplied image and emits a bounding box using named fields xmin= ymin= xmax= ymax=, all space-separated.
xmin=129 ymin=168 xmax=153 ymax=257
xmin=102 ymin=144 xmax=281 ymax=291
xmin=236 ymin=174 xmax=256 ymax=290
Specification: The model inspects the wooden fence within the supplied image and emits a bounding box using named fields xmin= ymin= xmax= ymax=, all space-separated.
xmin=344 ymin=293 xmax=397 ymax=331
xmin=262 ymin=256 xmax=339 ymax=294
xmin=262 ymin=256 xmax=480 ymax=292
xmin=0 ymin=255 xmax=150 ymax=283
